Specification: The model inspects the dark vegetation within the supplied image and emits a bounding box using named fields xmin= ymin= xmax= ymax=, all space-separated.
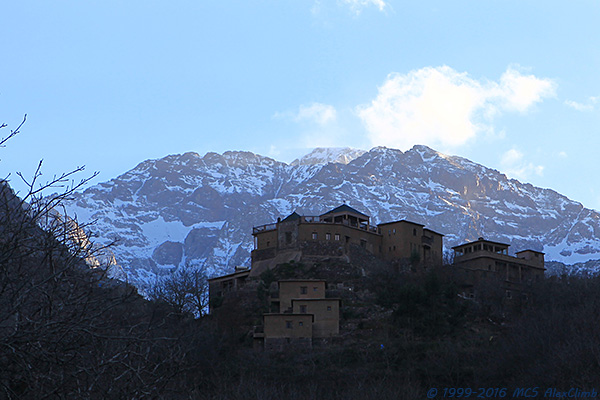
xmin=3 ymin=118 xmax=600 ymax=398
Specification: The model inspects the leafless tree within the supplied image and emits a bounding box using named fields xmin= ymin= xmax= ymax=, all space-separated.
xmin=151 ymin=267 xmax=210 ymax=318
xmin=0 ymin=116 xmax=213 ymax=398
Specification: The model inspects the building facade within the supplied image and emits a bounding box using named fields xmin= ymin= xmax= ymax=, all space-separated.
xmin=254 ymin=279 xmax=341 ymax=350
xmin=251 ymin=204 xmax=444 ymax=274
xmin=452 ymin=237 xmax=545 ymax=299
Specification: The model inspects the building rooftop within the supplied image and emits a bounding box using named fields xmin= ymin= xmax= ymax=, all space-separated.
xmin=378 ymin=219 xmax=424 ymax=227
xmin=281 ymin=212 xmax=301 ymax=222
xmin=320 ymin=204 xmax=369 ymax=219
xmin=516 ymin=249 xmax=545 ymax=255
xmin=452 ymin=237 xmax=510 ymax=250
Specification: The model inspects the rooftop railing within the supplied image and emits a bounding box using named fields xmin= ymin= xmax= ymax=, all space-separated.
xmin=252 ymin=216 xmax=381 ymax=234
xmin=252 ymin=223 xmax=277 ymax=234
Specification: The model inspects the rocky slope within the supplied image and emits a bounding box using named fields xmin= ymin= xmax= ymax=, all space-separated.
xmin=63 ymin=145 xmax=600 ymax=287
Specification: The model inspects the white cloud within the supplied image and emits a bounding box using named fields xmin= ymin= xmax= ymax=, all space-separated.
xmin=311 ymin=0 xmax=388 ymax=16
xmin=295 ymin=103 xmax=337 ymax=125
xmin=339 ymin=0 xmax=387 ymax=14
xmin=564 ymin=96 xmax=598 ymax=112
xmin=356 ymin=65 xmax=556 ymax=150
xmin=274 ymin=103 xmax=337 ymax=126
xmin=268 ymin=145 xmax=281 ymax=158
xmin=500 ymin=148 xmax=544 ymax=181
xmin=495 ymin=68 xmax=556 ymax=113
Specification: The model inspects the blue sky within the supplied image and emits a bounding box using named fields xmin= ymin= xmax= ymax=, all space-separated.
xmin=1 ymin=1 xmax=600 ymax=209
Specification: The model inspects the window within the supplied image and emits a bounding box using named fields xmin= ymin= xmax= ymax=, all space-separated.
xmin=312 ymin=232 xmax=318 ymax=240
xmin=300 ymin=305 xmax=307 ymax=313
xmin=334 ymin=234 xmax=340 ymax=241
xmin=506 ymin=290 xmax=512 ymax=299
xmin=285 ymin=232 xmax=292 ymax=244
xmin=286 ymin=321 xmax=293 ymax=329
xmin=298 ymin=321 xmax=303 ymax=327
xmin=326 ymin=233 xmax=331 ymax=240
xmin=300 ymin=286 xmax=307 ymax=294
xmin=413 ymin=228 xmax=416 ymax=236
xmin=313 ymin=286 xmax=318 ymax=292
xmin=360 ymin=239 xmax=367 ymax=248
xmin=327 ymin=306 xmax=332 ymax=311
xmin=266 ymin=241 xmax=270 ymax=247
xmin=393 ymin=245 xmax=396 ymax=251
xmin=393 ymin=228 xmax=396 ymax=234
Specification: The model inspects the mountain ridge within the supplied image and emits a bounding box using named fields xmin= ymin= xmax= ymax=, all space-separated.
xmin=63 ymin=145 xmax=600 ymax=288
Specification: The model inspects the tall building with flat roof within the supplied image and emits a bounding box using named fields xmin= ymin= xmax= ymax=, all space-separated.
xmin=251 ymin=204 xmax=444 ymax=275
xmin=452 ymin=237 xmax=545 ymax=299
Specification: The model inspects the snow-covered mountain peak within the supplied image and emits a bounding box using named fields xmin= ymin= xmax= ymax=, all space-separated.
xmin=64 ymin=145 xmax=600 ymax=288
xmin=291 ymin=147 xmax=366 ymax=166
xmin=221 ymin=151 xmax=282 ymax=168
xmin=409 ymin=144 xmax=441 ymax=160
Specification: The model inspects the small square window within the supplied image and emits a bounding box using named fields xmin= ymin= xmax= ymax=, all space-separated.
xmin=286 ymin=321 xmax=293 ymax=329
xmin=327 ymin=306 xmax=332 ymax=311
xmin=334 ymin=234 xmax=340 ymax=241
xmin=326 ymin=233 xmax=331 ymax=240
xmin=300 ymin=286 xmax=307 ymax=294
xmin=298 ymin=321 xmax=303 ymax=327
xmin=313 ymin=287 xmax=318 ymax=292
xmin=312 ymin=232 xmax=318 ymax=240
xmin=300 ymin=305 xmax=307 ymax=313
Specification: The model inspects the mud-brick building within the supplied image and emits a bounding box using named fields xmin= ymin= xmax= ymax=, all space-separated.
xmin=452 ymin=237 xmax=546 ymax=299
xmin=208 ymin=266 xmax=251 ymax=303
xmin=251 ymin=204 xmax=444 ymax=275
xmin=253 ymin=279 xmax=341 ymax=351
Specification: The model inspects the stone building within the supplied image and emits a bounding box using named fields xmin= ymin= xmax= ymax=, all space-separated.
xmin=452 ymin=237 xmax=545 ymax=299
xmin=253 ymin=279 xmax=341 ymax=351
xmin=207 ymin=266 xmax=251 ymax=304
xmin=208 ymin=205 xmax=548 ymax=348
xmin=250 ymin=204 xmax=444 ymax=276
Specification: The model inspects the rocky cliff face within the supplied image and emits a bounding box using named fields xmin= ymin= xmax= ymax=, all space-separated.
xmin=63 ymin=145 xmax=600 ymax=287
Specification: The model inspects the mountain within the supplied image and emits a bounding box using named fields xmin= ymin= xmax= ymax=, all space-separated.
xmin=290 ymin=147 xmax=366 ymax=166
xmin=63 ymin=145 xmax=600 ymax=287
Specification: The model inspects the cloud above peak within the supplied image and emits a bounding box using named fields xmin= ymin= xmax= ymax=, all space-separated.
xmin=339 ymin=0 xmax=387 ymax=14
xmin=294 ymin=103 xmax=337 ymax=125
xmin=356 ymin=66 xmax=556 ymax=150
xmin=311 ymin=0 xmax=388 ymax=16
xmin=273 ymin=102 xmax=337 ymax=125
xmin=500 ymin=148 xmax=544 ymax=181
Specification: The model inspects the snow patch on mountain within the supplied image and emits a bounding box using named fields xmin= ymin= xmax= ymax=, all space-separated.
xmin=63 ymin=145 xmax=600 ymax=287
xmin=291 ymin=147 xmax=366 ymax=166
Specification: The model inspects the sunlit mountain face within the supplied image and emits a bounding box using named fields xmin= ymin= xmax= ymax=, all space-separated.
xmin=64 ymin=145 xmax=600 ymax=288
